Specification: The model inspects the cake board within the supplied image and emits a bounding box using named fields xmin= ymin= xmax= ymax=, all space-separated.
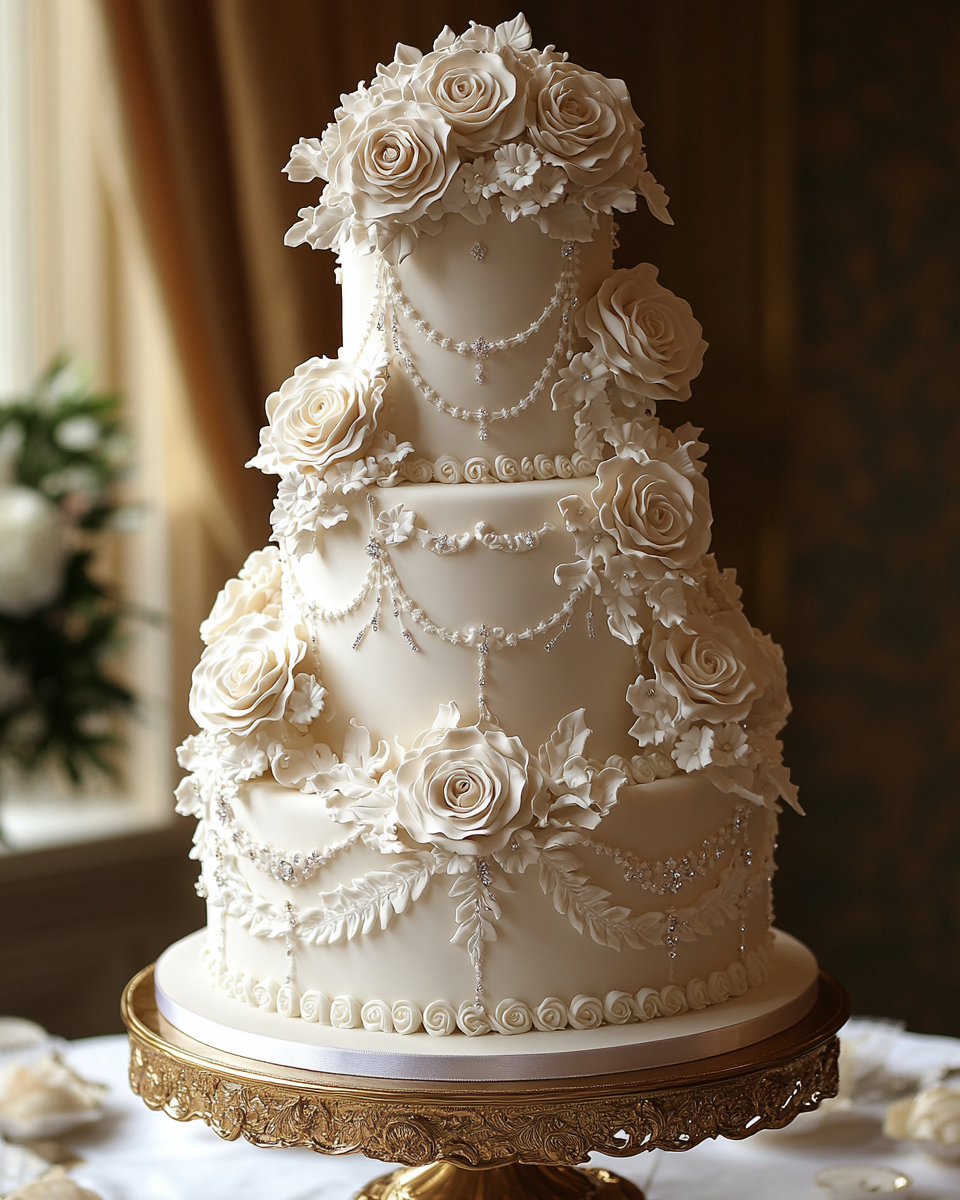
xmin=121 ymin=944 xmax=847 ymax=1200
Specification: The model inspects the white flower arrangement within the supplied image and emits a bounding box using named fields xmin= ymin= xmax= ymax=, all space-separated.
xmin=283 ymin=15 xmax=672 ymax=264
xmin=0 ymin=361 xmax=135 ymax=784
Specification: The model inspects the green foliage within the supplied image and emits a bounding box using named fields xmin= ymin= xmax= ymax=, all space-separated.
xmin=0 ymin=359 xmax=135 ymax=785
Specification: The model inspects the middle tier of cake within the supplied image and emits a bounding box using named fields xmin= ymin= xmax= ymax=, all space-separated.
xmin=289 ymin=477 xmax=640 ymax=763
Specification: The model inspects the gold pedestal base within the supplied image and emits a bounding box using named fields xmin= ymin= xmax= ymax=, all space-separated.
xmin=356 ymin=1163 xmax=643 ymax=1200
xmin=122 ymin=964 xmax=846 ymax=1199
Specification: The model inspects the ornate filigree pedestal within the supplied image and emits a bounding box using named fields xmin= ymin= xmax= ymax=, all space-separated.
xmin=122 ymin=965 xmax=846 ymax=1200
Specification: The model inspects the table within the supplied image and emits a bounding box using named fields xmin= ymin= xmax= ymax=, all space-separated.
xmin=10 ymin=1023 xmax=960 ymax=1200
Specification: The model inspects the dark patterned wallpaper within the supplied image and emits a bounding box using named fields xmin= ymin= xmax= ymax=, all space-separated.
xmin=775 ymin=2 xmax=960 ymax=1033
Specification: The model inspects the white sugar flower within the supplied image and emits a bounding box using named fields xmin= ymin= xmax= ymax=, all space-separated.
xmin=580 ymin=264 xmax=708 ymax=403
xmin=552 ymin=351 xmax=610 ymax=411
xmin=395 ymin=709 xmax=549 ymax=856
xmin=287 ymin=672 xmax=326 ymax=728
xmin=200 ymin=547 xmax=282 ymax=644
xmin=494 ymin=142 xmax=540 ymax=190
xmin=460 ymin=155 xmax=501 ymax=202
xmin=375 ymin=504 xmax=417 ymax=545
xmin=526 ymin=60 xmax=641 ymax=187
xmin=409 ymin=48 xmax=526 ymax=153
xmin=649 ymin=610 xmax=768 ymax=725
xmin=709 ymin=722 xmax=749 ymax=767
xmin=592 ymin=452 xmax=712 ymax=581
xmin=189 ymin=614 xmax=306 ymax=736
xmin=271 ymin=474 xmax=346 ymax=556
xmin=250 ymin=355 xmax=385 ymax=477
xmin=673 ymin=725 xmax=714 ymax=772
xmin=327 ymin=100 xmax=459 ymax=226
xmin=626 ymin=676 xmax=676 ymax=746
xmin=526 ymin=162 xmax=566 ymax=208
xmin=494 ymin=827 xmax=541 ymax=874
xmin=219 ymin=740 xmax=268 ymax=782
xmin=283 ymin=136 xmax=325 ymax=183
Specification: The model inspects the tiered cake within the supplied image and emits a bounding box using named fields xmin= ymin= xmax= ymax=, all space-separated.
xmin=174 ymin=15 xmax=802 ymax=1044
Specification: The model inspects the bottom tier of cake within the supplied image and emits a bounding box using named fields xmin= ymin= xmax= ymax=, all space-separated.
xmin=195 ymin=772 xmax=779 ymax=1040
xmin=155 ymin=928 xmax=818 ymax=1081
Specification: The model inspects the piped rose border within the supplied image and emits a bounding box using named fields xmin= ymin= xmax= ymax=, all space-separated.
xmin=202 ymin=936 xmax=772 ymax=1036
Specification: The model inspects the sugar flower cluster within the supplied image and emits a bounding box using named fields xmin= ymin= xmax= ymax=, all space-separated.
xmin=246 ymin=353 xmax=413 ymax=552
xmin=283 ymin=14 xmax=671 ymax=263
xmin=187 ymin=548 xmax=327 ymax=783
xmin=551 ymin=407 xmax=797 ymax=810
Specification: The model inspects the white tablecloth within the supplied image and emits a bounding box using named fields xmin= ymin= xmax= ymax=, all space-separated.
xmin=14 ymin=1026 xmax=960 ymax=1199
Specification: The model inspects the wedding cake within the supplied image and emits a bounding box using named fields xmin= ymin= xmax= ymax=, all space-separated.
xmin=172 ymin=15 xmax=803 ymax=1047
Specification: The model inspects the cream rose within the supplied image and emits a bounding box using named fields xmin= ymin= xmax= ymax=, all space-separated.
xmin=189 ymin=614 xmax=306 ymax=735
xmin=391 ymin=1001 xmax=423 ymax=1035
xmin=410 ymin=49 xmax=525 ymax=153
xmin=199 ymin=547 xmax=282 ymax=645
xmin=395 ymin=724 xmax=547 ymax=855
xmin=649 ymin=611 xmax=766 ymax=725
xmin=422 ymin=1000 xmax=457 ymax=1036
xmin=492 ymin=998 xmax=533 ymax=1034
xmin=533 ymin=998 xmax=568 ymax=1031
xmin=329 ymin=101 xmax=459 ymax=223
xmin=526 ymin=61 xmax=639 ymax=185
xmin=252 ymin=356 xmax=384 ymax=476
xmin=593 ymin=456 xmax=711 ymax=579
xmin=456 ymin=1002 xmax=490 ymax=1036
xmin=580 ymin=264 xmax=707 ymax=401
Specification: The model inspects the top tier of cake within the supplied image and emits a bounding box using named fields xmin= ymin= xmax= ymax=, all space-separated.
xmin=270 ymin=12 xmax=693 ymax=476
xmin=339 ymin=205 xmax=613 ymax=463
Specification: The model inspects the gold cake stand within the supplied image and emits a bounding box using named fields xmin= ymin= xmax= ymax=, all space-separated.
xmin=121 ymin=965 xmax=846 ymax=1200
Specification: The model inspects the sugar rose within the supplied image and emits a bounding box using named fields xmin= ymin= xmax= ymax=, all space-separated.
xmin=649 ymin=610 xmax=766 ymax=725
xmin=593 ymin=456 xmax=711 ymax=580
xmin=526 ymin=61 xmax=639 ymax=185
xmin=252 ymin=356 xmax=384 ymax=476
xmin=395 ymin=725 xmax=547 ymax=855
xmin=189 ymin=614 xmax=306 ymax=735
xmin=410 ymin=49 xmax=525 ymax=153
xmin=328 ymin=100 xmax=459 ymax=223
xmin=200 ymin=548 xmax=282 ymax=645
xmin=581 ymin=264 xmax=707 ymax=402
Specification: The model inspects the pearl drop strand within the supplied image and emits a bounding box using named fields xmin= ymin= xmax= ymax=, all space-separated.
xmin=577 ymin=803 xmax=753 ymax=896
xmin=381 ymin=241 xmax=578 ymax=377
xmin=384 ymin=242 xmax=581 ymax=439
xmin=216 ymin=794 xmax=362 ymax=888
xmin=284 ymin=496 xmax=586 ymax=720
